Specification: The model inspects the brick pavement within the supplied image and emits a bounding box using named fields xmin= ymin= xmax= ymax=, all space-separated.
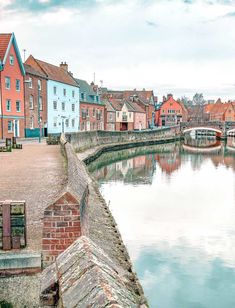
xmin=0 ymin=141 xmax=66 ymax=251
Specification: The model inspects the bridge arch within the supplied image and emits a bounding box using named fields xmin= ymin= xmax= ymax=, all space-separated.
xmin=182 ymin=127 xmax=223 ymax=137
xmin=227 ymin=128 xmax=235 ymax=136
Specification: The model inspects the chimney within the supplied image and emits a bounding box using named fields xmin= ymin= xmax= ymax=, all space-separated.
xmin=60 ymin=61 xmax=68 ymax=71
xmin=163 ymin=96 xmax=166 ymax=102
xmin=167 ymin=93 xmax=173 ymax=99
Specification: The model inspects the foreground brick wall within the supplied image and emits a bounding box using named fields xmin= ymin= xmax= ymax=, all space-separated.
xmin=42 ymin=192 xmax=81 ymax=267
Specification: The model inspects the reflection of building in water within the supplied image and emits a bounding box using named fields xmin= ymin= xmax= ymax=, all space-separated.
xmin=155 ymin=153 xmax=181 ymax=175
xmin=91 ymin=139 xmax=235 ymax=183
xmin=94 ymin=155 xmax=156 ymax=184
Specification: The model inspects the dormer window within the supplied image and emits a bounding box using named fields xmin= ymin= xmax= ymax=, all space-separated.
xmin=9 ymin=55 xmax=14 ymax=65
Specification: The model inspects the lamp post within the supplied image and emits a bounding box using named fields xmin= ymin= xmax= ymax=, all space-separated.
xmin=37 ymin=80 xmax=41 ymax=143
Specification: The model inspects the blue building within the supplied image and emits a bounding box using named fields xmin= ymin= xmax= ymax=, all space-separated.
xmin=25 ymin=56 xmax=80 ymax=134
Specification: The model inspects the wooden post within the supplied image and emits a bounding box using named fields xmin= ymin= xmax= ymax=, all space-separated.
xmin=2 ymin=201 xmax=11 ymax=250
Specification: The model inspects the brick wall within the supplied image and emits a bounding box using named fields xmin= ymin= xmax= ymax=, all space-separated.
xmin=42 ymin=191 xmax=81 ymax=267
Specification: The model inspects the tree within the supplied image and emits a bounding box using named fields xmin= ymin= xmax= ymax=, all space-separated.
xmin=192 ymin=93 xmax=205 ymax=122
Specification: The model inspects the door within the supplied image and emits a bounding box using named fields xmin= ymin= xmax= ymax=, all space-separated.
xmin=14 ymin=120 xmax=19 ymax=137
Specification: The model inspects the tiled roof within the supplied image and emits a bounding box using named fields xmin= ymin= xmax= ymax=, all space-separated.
xmin=104 ymin=100 xmax=116 ymax=112
xmin=127 ymin=100 xmax=145 ymax=113
xmin=123 ymin=90 xmax=154 ymax=104
xmin=24 ymin=63 xmax=47 ymax=79
xmin=0 ymin=33 xmax=11 ymax=61
xmin=34 ymin=58 xmax=78 ymax=87
xmin=109 ymin=99 xmax=135 ymax=112
xmin=210 ymin=102 xmax=235 ymax=116
xmin=101 ymin=89 xmax=154 ymax=105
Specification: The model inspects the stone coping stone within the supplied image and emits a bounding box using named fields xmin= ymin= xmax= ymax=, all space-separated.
xmin=0 ymin=252 xmax=41 ymax=270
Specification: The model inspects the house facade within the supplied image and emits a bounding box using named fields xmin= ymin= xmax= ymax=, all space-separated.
xmin=25 ymin=57 xmax=80 ymax=134
xmin=128 ymin=100 xmax=147 ymax=130
xmin=156 ymin=95 xmax=188 ymax=126
xmin=101 ymin=89 xmax=155 ymax=128
xmin=24 ymin=64 xmax=48 ymax=137
xmin=0 ymin=33 xmax=25 ymax=138
xmin=104 ymin=100 xmax=116 ymax=131
xmin=76 ymin=79 xmax=105 ymax=131
xmin=109 ymin=99 xmax=134 ymax=131
xmin=209 ymin=100 xmax=235 ymax=122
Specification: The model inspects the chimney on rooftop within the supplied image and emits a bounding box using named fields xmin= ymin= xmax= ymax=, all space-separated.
xmin=167 ymin=94 xmax=173 ymax=99
xmin=60 ymin=61 xmax=68 ymax=72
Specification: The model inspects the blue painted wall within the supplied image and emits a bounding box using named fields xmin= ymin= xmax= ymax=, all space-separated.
xmin=47 ymin=80 xmax=80 ymax=134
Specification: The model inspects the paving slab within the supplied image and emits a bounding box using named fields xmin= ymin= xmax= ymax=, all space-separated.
xmin=0 ymin=141 xmax=66 ymax=251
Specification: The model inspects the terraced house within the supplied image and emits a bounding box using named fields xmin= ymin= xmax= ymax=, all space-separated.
xmin=76 ymin=79 xmax=105 ymax=131
xmin=0 ymin=33 xmax=25 ymax=138
xmin=24 ymin=63 xmax=48 ymax=137
xmin=25 ymin=56 xmax=80 ymax=134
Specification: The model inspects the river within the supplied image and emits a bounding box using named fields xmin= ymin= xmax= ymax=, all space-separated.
xmin=88 ymin=137 xmax=235 ymax=308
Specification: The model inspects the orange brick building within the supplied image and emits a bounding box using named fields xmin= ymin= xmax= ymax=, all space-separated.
xmin=156 ymin=95 xmax=188 ymax=126
xmin=0 ymin=33 xmax=25 ymax=138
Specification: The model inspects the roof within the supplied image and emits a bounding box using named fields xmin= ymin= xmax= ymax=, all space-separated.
xmin=33 ymin=58 xmax=78 ymax=87
xmin=74 ymin=78 xmax=105 ymax=105
xmin=104 ymin=100 xmax=116 ymax=112
xmin=101 ymin=89 xmax=154 ymax=105
xmin=127 ymin=100 xmax=146 ymax=113
xmin=0 ymin=33 xmax=11 ymax=62
xmin=24 ymin=63 xmax=47 ymax=79
xmin=109 ymin=99 xmax=135 ymax=112
xmin=0 ymin=33 xmax=25 ymax=75
xmin=210 ymin=101 xmax=235 ymax=116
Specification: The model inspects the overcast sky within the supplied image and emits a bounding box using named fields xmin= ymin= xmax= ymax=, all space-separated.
xmin=1 ymin=0 xmax=235 ymax=100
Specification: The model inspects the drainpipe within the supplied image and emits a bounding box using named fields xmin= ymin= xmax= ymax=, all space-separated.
xmin=0 ymin=67 xmax=3 ymax=139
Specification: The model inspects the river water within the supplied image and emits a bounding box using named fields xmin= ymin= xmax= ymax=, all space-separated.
xmin=88 ymin=137 xmax=235 ymax=308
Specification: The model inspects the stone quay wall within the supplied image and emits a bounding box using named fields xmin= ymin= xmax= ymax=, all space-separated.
xmin=67 ymin=126 xmax=180 ymax=153
xmin=41 ymin=128 xmax=180 ymax=307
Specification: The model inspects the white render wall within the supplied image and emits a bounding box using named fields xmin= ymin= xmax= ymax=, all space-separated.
xmin=47 ymin=80 xmax=80 ymax=134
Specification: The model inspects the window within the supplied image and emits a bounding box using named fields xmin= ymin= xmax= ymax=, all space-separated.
xmin=28 ymin=77 xmax=33 ymax=88
xmin=72 ymin=104 xmax=75 ymax=112
xmin=129 ymin=112 xmax=131 ymax=118
xmin=109 ymin=113 xmax=113 ymax=121
xmin=9 ymin=55 xmax=14 ymax=65
xmin=65 ymin=118 xmax=69 ymax=127
xmin=82 ymin=109 xmax=86 ymax=119
xmin=5 ymin=77 xmax=10 ymax=89
xmin=53 ymin=117 xmax=57 ymax=127
xmin=86 ymin=108 xmax=89 ymax=117
xmin=16 ymin=101 xmax=21 ymax=112
xmin=6 ymin=100 xmax=11 ymax=111
xmin=39 ymin=96 xmax=43 ymax=111
xmin=81 ymin=92 xmax=86 ymax=101
xmin=53 ymin=101 xmax=57 ymax=110
xmin=62 ymin=102 xmax=65 ymax=111
xmin=30 ymin=117 xmax=34 ymax=129
xmin=72 ymin=118 xmax=75 ymax=127
xmin=29 ymin=95 xmax=34 ymax=109
xmin=63 ymin=88 xmax=66 ymax=96
xmin=53 ymin=86 xmax=57 ymax=95
xmin=96 ymin=96 xmax=99 ymax=102
xmin=38 ymin=80 xmax=41 ymax=90
xmin=16 ymin=79 xmax=20 ymax=91
xmin=117 ymin=112 xmax=119 ymax=117
xmin=72 ymin=90 xmax=75 ymax=98
xmin=8 ymin=120 xmax=13 ymax=132
xmin=93 ymin=108 xmax=95 ymax=117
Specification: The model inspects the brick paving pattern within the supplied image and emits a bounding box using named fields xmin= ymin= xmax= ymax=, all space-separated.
xmin=0 ymin=141 xmax=66 ymax=251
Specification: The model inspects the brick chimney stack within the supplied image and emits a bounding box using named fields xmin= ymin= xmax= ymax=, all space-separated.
xmin=60 ymin=61 xmax=68 ymax=71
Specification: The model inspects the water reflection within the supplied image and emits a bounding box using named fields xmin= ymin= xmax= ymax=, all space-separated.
xmin=89 ymin=137 xmax=235 ymax=182
xmin=90 ymin=137 xmax=235 ymax=308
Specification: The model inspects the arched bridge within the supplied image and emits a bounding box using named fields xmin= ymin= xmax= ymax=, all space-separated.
xmin=180 ymin=121 xmax=235 ymax=138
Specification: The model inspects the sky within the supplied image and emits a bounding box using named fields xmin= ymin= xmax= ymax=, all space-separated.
xmin=1 ymin=0 xmax=235 ymax=100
